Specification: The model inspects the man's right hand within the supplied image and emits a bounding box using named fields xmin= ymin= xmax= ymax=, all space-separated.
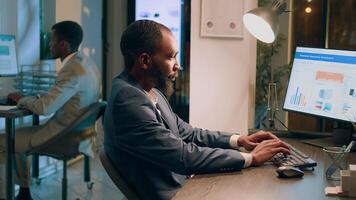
xmin=7 ymin=92 xmax=23 ymax=103
xmin=251 ymin=139 xmax=290 ymax=166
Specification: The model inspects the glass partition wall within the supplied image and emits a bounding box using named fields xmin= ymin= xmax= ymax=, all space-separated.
xmin=288 ymin=0 xmax=356 ymax=132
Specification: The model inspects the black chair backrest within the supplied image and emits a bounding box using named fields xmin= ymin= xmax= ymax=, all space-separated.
xmin=30 ymin=101 xmax=107 ymax=156
xmin=99 ymin=150 xmax=141 ymax=200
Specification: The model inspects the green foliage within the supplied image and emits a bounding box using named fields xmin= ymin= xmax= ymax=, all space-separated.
xmin=259 ymin=0 xmax=271 ymax=7
xmin=254 ymin=34 xmax=292 ymax=128
xmin=255 ymin=34 xmax=291 ymax=108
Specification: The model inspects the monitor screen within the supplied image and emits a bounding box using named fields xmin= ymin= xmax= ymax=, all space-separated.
xmin=283 ymin=47 xmax=356 ymax=123
xmin=0 ymin=34 xmax=18 ymax=76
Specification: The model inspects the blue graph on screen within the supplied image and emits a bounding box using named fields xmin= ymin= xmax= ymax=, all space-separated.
xmin=290 ymin=87 xmax=307 ymax=107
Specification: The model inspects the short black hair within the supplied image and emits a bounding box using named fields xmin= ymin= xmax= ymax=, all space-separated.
xmin=120 ymin=20 xmax=171 ymax=69
xmin=51 ymin=21 xmax=83 ymax=51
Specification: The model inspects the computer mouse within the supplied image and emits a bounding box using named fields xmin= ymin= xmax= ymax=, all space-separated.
xmin=276 ymin=166 xmax=304 ymax=178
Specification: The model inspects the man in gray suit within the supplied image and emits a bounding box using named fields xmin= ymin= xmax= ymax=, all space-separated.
xmin=0 ymin=21 xmax=101 ymax=200
xmin=104 ymin=20 xmax=290 ymax=200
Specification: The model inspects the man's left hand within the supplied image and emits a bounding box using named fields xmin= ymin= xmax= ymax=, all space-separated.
xmin=7 ymin=92 xmax=23 ymax=103
xmin=237 ymin=130 xmax=279 ymax=151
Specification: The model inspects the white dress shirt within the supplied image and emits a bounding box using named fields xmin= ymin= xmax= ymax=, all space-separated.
xmin=229 ymin=135 xmax=253 ymax=168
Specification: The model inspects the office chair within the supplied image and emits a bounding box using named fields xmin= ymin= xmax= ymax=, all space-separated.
xmin=29 ymin=101 xmax=107 ymax=200
xmin=99 ymin=150 xmax=141 ymax=200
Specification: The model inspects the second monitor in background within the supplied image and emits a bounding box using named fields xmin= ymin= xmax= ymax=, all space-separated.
xmin=0 ymin=34 xmax=18 ymax=77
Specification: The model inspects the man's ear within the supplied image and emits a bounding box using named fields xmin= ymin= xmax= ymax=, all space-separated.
xmin=60 ymin=40 xmax=71 ymax=52
xmin=138 ymin=53 xmax=151 ymax=70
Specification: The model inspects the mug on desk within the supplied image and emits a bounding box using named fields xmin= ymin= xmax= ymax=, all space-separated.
xmin=323 ymin=146 xmax=350 ymax=181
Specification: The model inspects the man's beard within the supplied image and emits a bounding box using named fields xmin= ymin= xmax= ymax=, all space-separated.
xmin=157 ymin=77 xmax=174 ymax=98
xmin=150 ymin=67 xmax=176 ymax=98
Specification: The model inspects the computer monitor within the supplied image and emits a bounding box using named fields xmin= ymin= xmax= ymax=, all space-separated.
xmin=0 ymin=34 xmax=18 ymax=76
xmin=283 ymin=47 xmax=356 ymax=123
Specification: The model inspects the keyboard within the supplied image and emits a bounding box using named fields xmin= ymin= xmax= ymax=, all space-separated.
xmin=271 ymin=144 xmax=317 ymax=169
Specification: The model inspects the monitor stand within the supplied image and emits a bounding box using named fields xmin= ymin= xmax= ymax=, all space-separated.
xmin=302 ymin=137 xmax=335 ymax=148
xmin=301 ymin=128 xmax=355 ymax=151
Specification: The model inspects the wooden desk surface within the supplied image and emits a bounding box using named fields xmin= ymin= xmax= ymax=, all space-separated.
xmin=173 ymin=139 xmax=356 ymax=200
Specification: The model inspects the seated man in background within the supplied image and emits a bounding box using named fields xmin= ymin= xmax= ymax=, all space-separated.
xmin=0 ymin=21 xmax=101 ymax=200
xmin=104 ymin=20 xmax=290 ymax=200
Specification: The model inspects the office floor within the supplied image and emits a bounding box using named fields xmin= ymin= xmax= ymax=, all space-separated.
xmin=28 ymin=155 xmax=125 ymax=200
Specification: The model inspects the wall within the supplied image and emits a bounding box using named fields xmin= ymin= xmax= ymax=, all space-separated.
xmin=17 ymin=0 xmax=40 ymax=66
xmin=0 ymin=0 xmax=17 ymax=35
xmin=189 ymin=0 xmax=257 ymax=134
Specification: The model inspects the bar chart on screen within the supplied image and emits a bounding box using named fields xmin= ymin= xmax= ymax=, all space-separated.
xmin=290 ymin=87 xmax=307 ymax=107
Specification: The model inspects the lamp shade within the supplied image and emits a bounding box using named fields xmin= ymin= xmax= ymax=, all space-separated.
xmin=243 ymin=0 xmax=287 ymax=43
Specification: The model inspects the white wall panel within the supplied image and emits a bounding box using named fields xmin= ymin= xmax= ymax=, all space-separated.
xmin=189 ymin=0 xmax=257 ymax=134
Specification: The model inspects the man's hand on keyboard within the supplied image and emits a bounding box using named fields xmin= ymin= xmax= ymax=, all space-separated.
xmin=250 ymin=139 xmax=290 ymax=166
xmin=238 ymin=130 xmax=279 ymax=151
xmin=7 ymin=92 xmax=23 ymax=103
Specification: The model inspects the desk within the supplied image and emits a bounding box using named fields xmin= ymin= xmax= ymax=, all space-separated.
xmin=0 ymin=108 xmax=32 ymax=200
xmin=173 ymin=139 xmax=356 ymax=200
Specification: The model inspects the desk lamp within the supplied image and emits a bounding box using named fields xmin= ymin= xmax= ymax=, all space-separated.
xmin=243 ymin=0 xmax=287 ymax=129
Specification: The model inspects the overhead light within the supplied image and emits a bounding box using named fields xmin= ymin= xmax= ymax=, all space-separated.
xmin=305 ymin=7 xmax=312 ymax=14
xmin=243 ymin=0 xmax=287 ymax=43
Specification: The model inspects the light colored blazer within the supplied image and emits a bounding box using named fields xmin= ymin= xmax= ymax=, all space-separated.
xmin=18 ymin=52 xmax=101 ymax=150
xmin=104 ymin=70 xmax=245 ymax=200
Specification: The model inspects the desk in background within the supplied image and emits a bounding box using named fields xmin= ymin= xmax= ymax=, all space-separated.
xmin=0 ymin=108 xmax=33 ymax=200
xmin=173 ymin=139 xmax=356 ymax=200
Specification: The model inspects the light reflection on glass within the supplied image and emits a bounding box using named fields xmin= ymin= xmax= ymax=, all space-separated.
xmin=305 ymin=7 xmax=312 ymax=14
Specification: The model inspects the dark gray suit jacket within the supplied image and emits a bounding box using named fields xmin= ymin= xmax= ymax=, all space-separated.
xmin=104 ymin=70 xmax=246 ymax=200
